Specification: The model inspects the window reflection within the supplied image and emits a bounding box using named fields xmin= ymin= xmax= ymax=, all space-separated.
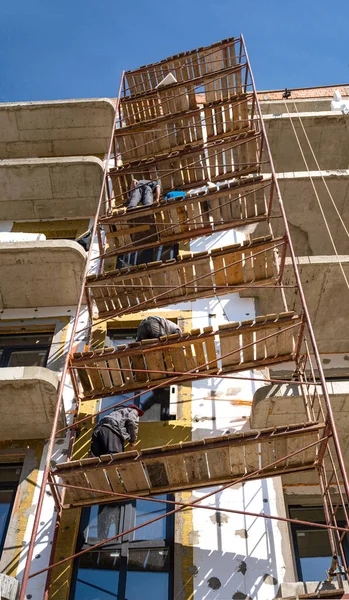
xmin=71 ymin=496 xmax=173 ymax=600
xmin=128 ymin=548 xmax=169 ymax=571
xmin=125 ymin=572 xmax=169 ymax=600
xmin=290 ymin=505 xmax=349 ymax=581
xmin=82 ymin=505 xmax=122 ymax=546
xmin=0 ymin=333 xmax=53 ymax=368
xmin=0 ymin=465 xmax=21 ymax=555
xmin=75 ymin=568 xmax=119 ymax=600
xmin=134 ymin=497 xmax=167 ymax=541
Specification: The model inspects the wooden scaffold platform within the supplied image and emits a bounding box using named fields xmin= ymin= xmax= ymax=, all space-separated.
xmin=54 ymin=422 xmax=325 ymax=507
xmin=71 ymin=312 xmax=301 ymax=400
xmin=88 ymin=235 xmax=280 ymax=317
xmin=101 ymin=175 xmax=270 ymax=259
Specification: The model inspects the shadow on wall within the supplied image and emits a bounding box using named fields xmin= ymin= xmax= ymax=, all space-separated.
xmin=174 ymin=543 xmax=280 ymax=600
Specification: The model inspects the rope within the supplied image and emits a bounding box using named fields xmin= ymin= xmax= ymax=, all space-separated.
xmin=284 ymin=101 xmax=349 ymax=292
xmin=291 ymin=101 xmax=349 ymax=240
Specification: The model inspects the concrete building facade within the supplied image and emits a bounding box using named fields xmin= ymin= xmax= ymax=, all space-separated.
xmin=0 ymin=37 xmax=348 ymax=600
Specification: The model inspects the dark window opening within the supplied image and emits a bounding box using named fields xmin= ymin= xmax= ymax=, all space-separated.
xmin=289 ymin=505 xmax=349 ymax=582
xmin=0 ymin=332 xmax=53 ymax=368
xmin=0 ymin=464 xmax=22 ymax=556
xmin=103 ymin=329 xmax=175 ymax=422
xmin=11 ymin=219 xmax=90 ymax=241
xmin=70 ymin=496 xmax=174 ymax=600
xmin=116 ymin=244 xmax=179 ymax=270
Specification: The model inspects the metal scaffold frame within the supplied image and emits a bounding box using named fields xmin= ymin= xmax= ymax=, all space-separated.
xmin=17 ymin=35 xmax=349 ymax=600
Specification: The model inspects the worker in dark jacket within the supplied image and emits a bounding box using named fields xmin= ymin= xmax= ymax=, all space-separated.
xmin=136 ymin=316 xmax=182 ymax=341
xmin=91 ymin=404 xmax=144 ymax=457
xmin=127 ymin=178 xmax=161 ymax=208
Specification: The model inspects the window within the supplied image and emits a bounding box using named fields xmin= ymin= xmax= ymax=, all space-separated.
xmin=289 ymin=505 xmax=349 ymax=581
xmin=102 ymin=329 xmax=176 ymax=422
xmin=0 ymin=465 xmax=21 ymax=556
xmin=70 ymin=496 xmax=174 ymax=600
xmin=116 ymin=244 xmax=179 ymax=270
xmin=0 ymin=332 xmax=53 ymax=368
xmin=11 ymin=219 xmax=90 ymax=240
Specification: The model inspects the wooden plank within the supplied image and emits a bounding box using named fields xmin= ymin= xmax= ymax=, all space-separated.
xmin=117 ymin=461 xmax=150 ymax=492
xmin=86 ymin=361 xmax=104 ymax=394
xmin=75 ymin=366 xmax=93 ymax=394
xmin=194 ymin=254 xmax=214 ymax=290
xmin=117 ymin=345 xmax=134 ymax=385
xmin=241 ymin=328 xmax=255 ymax=364
xmin=204 ymin=327 xmax=218 ymax=370
xmin=142 ymin=340 xmax=166 ymax=381
xmin=229 ymin=445 xmax=246 ymax=477
xmin=211 ymin=252 xmax=227 ymax=288
xmin=206 ymin=446 xmax=231 ymax=479
xmin=85 ymin=467 xmax=112 ymax=495
xmin=184 ymin=452 xmax=209 ymax=483
xmin=128 ymin=342 xmax=148 ymax=382
xmin=170 ymin=342 xmax=188 ymax=374
xmin=103 ymin=465 xmax=126 ymax=495
xmin=144 ymin=459 xmax=170 ymax=488
xmin=192 ymin=331 xmax=206 ymax=370
xmin=219 ymin=323 xmax=240 ymax=368
xmin=224 ymin=248 xmax=244 ymax=285
xmin=185 ymin=344 xmax=197 ymax=372
xmin=164 ymin=454 xmax=188 ymax=486
xmin=106 ymin=357 xmax=124 ymax=387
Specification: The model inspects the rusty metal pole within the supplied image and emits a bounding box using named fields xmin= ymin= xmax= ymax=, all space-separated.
xmin=18 ymin=71 xmax=125 ymax=600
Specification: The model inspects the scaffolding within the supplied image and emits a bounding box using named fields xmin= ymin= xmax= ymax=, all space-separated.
xmin=17 ymin=35 xmax=349 ymax=600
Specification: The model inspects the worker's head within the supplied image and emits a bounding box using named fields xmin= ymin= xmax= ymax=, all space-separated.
xmin=127 ymin=403 xmax=144 ymax=417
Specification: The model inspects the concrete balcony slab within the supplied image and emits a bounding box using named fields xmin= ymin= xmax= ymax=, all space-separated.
xmin=0 ymin=366 xmax=65 ymax=440
xmin=0 ymin=98 xmax=114 ymax=159
xmin=251 ymin=381 xmax=349 ymax=488
xmin=0 ymin=240 xmax=86 ymax=308
xmin=0 ymin=156 xmax=104 ymax=220
xmin=241 ymin=256 xmax=349 ymax=354
xmin=264 ymin=111 xmax=349 ymax=172
xmin=260 ymin=97 xmax=333 ymax=114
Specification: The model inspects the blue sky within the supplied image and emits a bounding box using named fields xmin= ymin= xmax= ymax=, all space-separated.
xmin=1 ymin=0 xmax=348 ymax=102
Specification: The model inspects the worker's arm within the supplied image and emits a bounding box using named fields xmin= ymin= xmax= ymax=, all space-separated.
xmin=126 ymin=413 xmax=139 ymax=444
xmin=154 ymin=185 xmax=161 ymax=202
xmin=169 ymin=320 xmax=182 ymax=336
xmin=154 ymin=179 xmax=161 ymax=202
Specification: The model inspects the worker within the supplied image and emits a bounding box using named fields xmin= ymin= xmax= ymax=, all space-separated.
xmin=76 ymin=229 xmax=92 ymax=251
xmin=136 ymin=315 xmax=182 ymax=341
xmin=90 ymin=404 xmax=144 ymax=457
xmin=127 ymin=178 xmax=161 ymax=208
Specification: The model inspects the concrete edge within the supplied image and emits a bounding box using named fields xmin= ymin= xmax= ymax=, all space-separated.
xmin=0 ymin=365 xmax=59 ymax=388
xmin=0 ymin=155 xmax=105 ymax=169
xmin=0 ymin=239 xmax=87 ymax=260
xmin=0 ymin=98 xmax=115 ymax=110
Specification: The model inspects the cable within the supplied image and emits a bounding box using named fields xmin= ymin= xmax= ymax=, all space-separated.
xmin=284 ymin=101 xmax=349 ymax=292
xmin=291 ymin=101 xmax=349 ymax=240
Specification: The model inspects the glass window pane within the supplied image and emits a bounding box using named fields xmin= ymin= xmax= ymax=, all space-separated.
xmin=135 ymin=497 xmax=167 ymax=540
xmin=0 ymin=490 xmax=15 ymax=549
xmin=289 ymin=505 xmax=348 ymax=581
xmin=0 ymin=333 xmax=53 ymax=348
xmin=81 ymin=505 xmax=122 ymax=546
xmin=128 ymin=548 xmax=170 ymax=571
xmin=74 ymin=552 xmax=120 ymax=600
xmin=8 ymin=350 xmax=48 ymax=368
xmin=125 ymin=571 xmax=168 ymax=600
xmin=74 ymin=568 xmax=119 ymax=599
